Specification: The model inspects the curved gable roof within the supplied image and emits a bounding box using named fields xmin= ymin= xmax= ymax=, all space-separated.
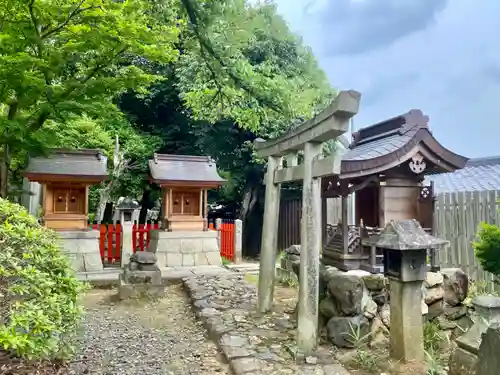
xmin=149 ymin=154 xmax=225 ymax=186
xmin=340 ymin=110 xmax=468 ymax=179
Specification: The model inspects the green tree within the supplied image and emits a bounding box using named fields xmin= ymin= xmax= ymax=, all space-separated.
xmin=119 ymin=0 xmax=335 ymax=253
xmin=473 ymin=222 xmax=500 ymax=277
xmin=0 ymin=0 xmax=181 ymax=196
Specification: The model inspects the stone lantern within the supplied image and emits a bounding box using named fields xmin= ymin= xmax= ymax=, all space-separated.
xmin=365 ymin=219 xmax=448 ymax=362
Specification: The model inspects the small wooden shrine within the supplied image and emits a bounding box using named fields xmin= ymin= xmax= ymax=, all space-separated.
xmin=148 ymin=154 xmax=225 ymax=231
xmin=23 ymin=149 xmax=107 ymax=231
xmin=322 ymin=109 xmax=468 ymax=271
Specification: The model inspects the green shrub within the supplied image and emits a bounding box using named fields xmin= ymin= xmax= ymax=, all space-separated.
xmin=473 ymin=222 xmax=500 ymax=277
xmin=0 ymin=198 xmax=84 ymax=359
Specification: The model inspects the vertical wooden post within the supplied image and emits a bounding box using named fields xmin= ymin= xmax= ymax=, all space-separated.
xmin=199 ymin=189 xmax=203 ymax=217
xmin=297 ymin=141 xmax=322 ymax=355
xmin=321 ymin=193 xmax=327 ymax=246
xmin=257 ymin=155 xmax=281 ymax=313
xmin=168 ymin=188 xmax=173 ymax=216
xmin=341 ymin=190 xmax=349 ymax=255
xmin=204 ymin=189 xmax=208 ymax=217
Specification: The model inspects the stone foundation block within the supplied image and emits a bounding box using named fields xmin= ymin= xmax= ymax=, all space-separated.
xmin=58 ymin=230 xmax=103 ymax=272
xmin=118 ymin=280 xmax=166 ymax=300
xmin=149 ymin=230 xmax=222 ymax=267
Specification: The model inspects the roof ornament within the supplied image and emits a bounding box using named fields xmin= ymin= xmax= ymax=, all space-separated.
xmin=409 ymin=153 xmax=426 ymax=174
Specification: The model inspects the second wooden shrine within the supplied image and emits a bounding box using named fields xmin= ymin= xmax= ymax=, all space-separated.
xmin=148 ymin=154 xmax=225 ymax=231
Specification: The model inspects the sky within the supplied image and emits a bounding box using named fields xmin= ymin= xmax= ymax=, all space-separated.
xmin=273 ymin=0 xmax=500 ymax=158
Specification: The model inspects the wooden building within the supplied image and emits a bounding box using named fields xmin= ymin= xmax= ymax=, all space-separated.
xmin=23 ymin=149 xmax=107 ymax=231
xmin=322 ymin=109 xmax=468 ymax=271
xmin=148 ymin=154 xmax=225 ymax=231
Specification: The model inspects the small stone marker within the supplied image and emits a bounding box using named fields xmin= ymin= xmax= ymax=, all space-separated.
xmin=366 ymin=219 xmax=448 ymax=362
xmin=449 ymin=295 xmax=500 ymax=375
xmin=118 ymin=250 xmax=165 ymax=300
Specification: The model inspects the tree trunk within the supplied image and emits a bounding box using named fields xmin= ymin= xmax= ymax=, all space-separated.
xmin=0 ymin=145 xmax=11 ymax=198
xmin=240 ymin=183 xmax=264 ymax=258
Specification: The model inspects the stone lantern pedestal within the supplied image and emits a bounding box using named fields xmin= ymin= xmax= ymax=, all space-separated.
xmin=364 ymin=219 xmax=448 ymax=363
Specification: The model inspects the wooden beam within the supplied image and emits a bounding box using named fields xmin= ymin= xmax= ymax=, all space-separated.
xmin=255 ymin=90 xmax=360 ymax=158
xmin=272 ymin=153 xmax=341 ymax=184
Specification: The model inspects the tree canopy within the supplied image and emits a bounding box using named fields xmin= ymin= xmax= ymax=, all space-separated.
xmin=1 ymin=0 xmax=335 ymax=252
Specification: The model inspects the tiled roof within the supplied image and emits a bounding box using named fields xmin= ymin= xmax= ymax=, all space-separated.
xmin=339 ymin=109 xmax=468 ymax=177
xmin=426 ymin=156 xmax=500 ymax=193
xmin=149 ymin=154 xmax=225 ymax=184
xmin=25 ymin=149 xmax=107 ymax=178
xmin=342 ymin=133 xmax=413 ymax=161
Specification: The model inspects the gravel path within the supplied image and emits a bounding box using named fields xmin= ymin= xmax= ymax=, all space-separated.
xmin=68 ymin=284 xmax=230 ymax=375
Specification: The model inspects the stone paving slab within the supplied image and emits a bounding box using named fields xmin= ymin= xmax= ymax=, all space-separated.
xmin=183 ymin=274 xmax=351 ymax=375
xmin=77 ymin=266 xmax=230 ymax=283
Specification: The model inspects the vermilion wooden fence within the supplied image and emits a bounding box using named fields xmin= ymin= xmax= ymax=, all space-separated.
xmin=218 ymin=220 xmax=235 ymax=261
xmin=132 ymin=221 xmax=160 ymax=252
xmin=91 ymin=223 xmax=122 ymax=264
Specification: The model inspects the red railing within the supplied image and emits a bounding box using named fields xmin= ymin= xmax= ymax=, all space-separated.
xmin=132 ymin=221 xmax=160 ymax=252
xmin=219 ymin=220 xmax=235 ymax=261
xmin=91 ymin=223 xmax=122 ymax=264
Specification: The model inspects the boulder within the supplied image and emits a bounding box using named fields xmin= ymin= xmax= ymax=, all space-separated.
xmin=424 ymin=272 xmax=444 ymax=288
xmin=319 ymin=297 xmax=340 ymax=319
xmin=424 ymin=285 xmax=445 ymax=304
xmin=369 ymin=316 xmax=390 ymax=349
xmin=427 ymin=300 xmax=445 ymax=321
xmin=362 ymin=274 xmax=386 ymax=291
xmin=285 ymin=244 xmax=301 ymax=255
xmin=328 ymin=274 xmax=365 ymax=316
xmin=371 ymin=290 xmax=388 ymax=306
xmin=379 ymin=304 xmax=390 ymax=328
xmin=363 ymin=298 xmax=378 ymax=320
xmin=443 ymin=304 xmax=468 ymax=321
xmin=326 ymin=315 xmax=370 ymax=348
xmin=345 ymin=269 xmax=371 ymax=277
xmin=442 ymin=268 xmax=469 ymax=306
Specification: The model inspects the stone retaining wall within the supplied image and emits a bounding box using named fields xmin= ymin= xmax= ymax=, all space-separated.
xmin=59 ymin=230 xmax=103 ymax=272
xmin=282 ymin=246 xmax=472 ymax=349
xmin=148 ymin=230 xmax=222 ymax=267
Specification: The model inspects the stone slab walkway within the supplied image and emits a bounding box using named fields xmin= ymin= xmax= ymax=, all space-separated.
xmin=183 ymin=274 xmax=350 ymax=375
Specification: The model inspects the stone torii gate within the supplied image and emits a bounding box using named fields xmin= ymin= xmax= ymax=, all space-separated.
xmin=254 ymin=90 xmax=361 ymax=355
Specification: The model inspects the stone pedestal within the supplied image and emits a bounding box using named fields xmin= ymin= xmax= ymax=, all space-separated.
xmin=147 ymin=230 xmax=222 ymax=267
xmin=118 ymin=251 xmax=165 ymax=300
xmin=390 ymin=279 xmax=424 ymax=362
xmin=449 ymin=296 xmax=500 ymax=375
xmin=58 ymin=230 xmax=103 ymax=272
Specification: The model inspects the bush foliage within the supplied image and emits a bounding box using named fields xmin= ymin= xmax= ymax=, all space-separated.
xmin=473 ymin=222 xmax=500 ymax=277
xmin=0 ymin=199 xmax=84 ymax=359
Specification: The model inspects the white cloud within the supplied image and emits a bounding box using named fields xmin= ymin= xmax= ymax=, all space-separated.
xmin=275 ymin=0 xmax=500 ymax=157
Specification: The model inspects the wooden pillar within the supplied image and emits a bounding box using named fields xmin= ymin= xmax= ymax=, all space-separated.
xmin=204 ymin=189 xmax=208 ymax=230
xmin=199 ymin=189 xmax=203 ymax=217
xmin=321 ymin=194 xmax=327 ymax=246
xmin=204 ymin=189 xmax=208 ymax=217
xmin=297 ymin=141 xmax=322 ymax=355
xmin=340 ymin=180 xmax=349 ymax=255
xmin=84 ymin=185 xmax=89 ymax=216
xmin=257 ymin=155 xmax=281 ymax=313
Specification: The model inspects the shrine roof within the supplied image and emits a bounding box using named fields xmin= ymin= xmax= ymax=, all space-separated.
xmin=340 ymin=109 xmax=468 ymax=178
xmin=426 ymin=156 xmax=500 ymax=193
xmin=148 ymin=154 xmax=225 ymax=186
xmin=24 ymin=149 xmax=107 ymax=181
